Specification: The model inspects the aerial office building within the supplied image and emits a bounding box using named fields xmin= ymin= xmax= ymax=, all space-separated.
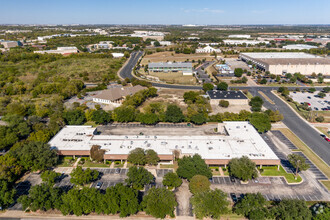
xmin=49 ymin=122 xmax=280 ymax=166
xmin=240 ymin=52 xmax=330 ymax=75
xmin=148 ymin=62 xmax=193 ymax=75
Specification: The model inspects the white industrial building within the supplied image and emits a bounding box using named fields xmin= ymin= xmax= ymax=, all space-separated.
xmin=223 ymin=40 xmax=269 ymax=46
xmin=148 ymin=62 xmax=193 ymax=75
xmin=159 ymin=41 xmax=172 ymax=46
xmin=283 ymin=44 xmax=318 ymax=50
xmin=228 ymin=35 xmax=251 ymax=39
xmin=48 ymin=122 xmax=280 ymax=166
xmin=240 ymin=52 xmax=330 ymax=75
xmin=34 ymin=47 xmax=78 ymax=55
xmin=196 ymin=45 xmax=221 ymax=53
xmin=111 ymin=53 xmax=124 ymax=58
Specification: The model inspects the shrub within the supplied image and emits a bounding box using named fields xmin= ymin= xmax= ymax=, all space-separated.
xmin=219 ymin=100 xmax=229 ymax=108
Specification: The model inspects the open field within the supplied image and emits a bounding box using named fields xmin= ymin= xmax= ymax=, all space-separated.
xmin=321 ymin=180 xmax=330 ymax=191
xmin=140 ymin=51 xmax=216 ymax=65
xmin=141 ymin=71 xmax=197 ymax=85
xmin=274 ymin=128 xmax=330 ymax=179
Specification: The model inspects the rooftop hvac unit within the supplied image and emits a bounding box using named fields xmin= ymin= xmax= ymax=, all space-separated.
xmin=209 ymin=147 xmax=213 ymax=150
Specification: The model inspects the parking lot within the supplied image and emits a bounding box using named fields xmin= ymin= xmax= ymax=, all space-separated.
xmin=156 ymin=169 xmax=173 ymax=177
xmin=271 ymin=130 xmax=297 ymax=150
xmin=293 ymin=152 xmax=327 ymax=180
xmin=290 ymin=92 xmax=330 ymax=111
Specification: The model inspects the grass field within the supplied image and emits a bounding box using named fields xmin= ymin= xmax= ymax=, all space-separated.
xmin=11 ymin=57 xmax=123 ymax=84
xmin=141 ymin=51 xmax=216 ymax=65
xmin=261 ymin=166 xmax=302 ymax=183
xmin=57 ymin=156 xmax=76 ymax=167
xmin=82 ymin=160 xmax=110 ymax=168
xmin=274 ymin=128 xmax=330 ymax=179
xmin=147 ymin=71 xmax=197 ymax=85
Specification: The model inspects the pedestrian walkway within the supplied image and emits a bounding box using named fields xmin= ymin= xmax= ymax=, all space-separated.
xmin=73 ymin=158 xmax=81 ymax=168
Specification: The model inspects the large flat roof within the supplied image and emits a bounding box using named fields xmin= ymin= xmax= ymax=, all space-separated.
xmin=148 ymin=62 xmax=192 ymax=68
xmin=49 ymin=122 xmax=279 ymax=161
xmin=241 ymin=52 xmax=320 ymax=59
xmin=207 ymin=90 xmax=248 ymax=100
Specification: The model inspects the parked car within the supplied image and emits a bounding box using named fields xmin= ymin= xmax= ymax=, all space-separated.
xmin=96 ymin=182 xmax=103 ymax=189
xmin=307 ymin=96 xmax=311 ymax=99
xmin=320 ymin=134 xmax=326 ymax=138
xmin=314 ymin=107 xmax=319 ymax=111
xmin=307 ymin=103 xmax=311 ymax=106
xmin=115 ymin=168 xmax=121 ymax=174
xmin=230 ymin=193 xmax=238 ymax=203
xmin=230 ymin=176 xmax=236 ymax=183
xmin=325 ymin=137 xmax=330 ymax=142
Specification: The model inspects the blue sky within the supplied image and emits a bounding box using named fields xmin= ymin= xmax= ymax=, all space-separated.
xmin=1 ymin=0 xmax=329 ymax=25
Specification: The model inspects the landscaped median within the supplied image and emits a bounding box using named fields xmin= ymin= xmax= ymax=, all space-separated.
xmin=260 ymin=165 xmax=302 ymax=184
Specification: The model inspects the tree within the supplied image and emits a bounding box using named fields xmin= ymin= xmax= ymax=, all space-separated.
xmin=113 ymin=106 xmax=135 ymax=122
xmin=249 ymin=96 xmax=263 ymax=112
xmin=162 ymin=172 xmax=182 ymax=189
xmin=276 ymin=75 xmax=281 ymax=82
xmin=264 ymin=110 xmax=284 ymax=122
xmin=183 ymin=91 xmax=199 ymax=103
xmin=63 ymin=109 xmax=86 ymax=125
xmin=165 ymin=104 xmax=184 ymax=123
xmin=249 ymin=113 xmax=271 ymax=133
xmin=124 ymin=51 xmax=130 ymax=58
xmin=191 ymin=189 xmax=229 ymax=219
xmin=234 ymin=68 xmax=243 ymax=77
xmin=203 ymin=83 xmax=214 ymax=92
xmin=190 ymin=113 xmax=207 ymax=125
xmin=189 ymin=175 xmax=210 ymax=194
xmin=228 ymin=156 xmax=258 ymax=181
xmin=309 ymin=88 xmax=316 ymax=93
xmin=15 ymin=142 xmax=57 ymax=172
xmin=70 ymin=166 xmax=99 ymax=186
xmin=153 ymin=41 xmax=161 ymax=47
xmin=145 ymin=149 xmax=160 ymax=165
xmin=137 ymin=113 xmax=159 ymax=125
xmin=91 ymin=109 xmax=111 ymax=124
xmin=322 ymin=87 xmax=330 ymax=93
xmin=217 ymin=82 xmax=228 ymax=91
xmin=126 ymin=166 xmax=154 ymax=190
xmin=272 ymin=199 xmax=312 ymax=220
xmin=90 ymin=145 xmax=105 ymax=162
xmin=312 ymin=203 xmax=330 ymax=220
xmin=234 ymin=193 xmax=269 ymax=220
xmin=40 ymin=170 xmax=61 ymax=185
xmin=318 ymin=92 xmax=326 ymax=98
xmin=318 ymin=76 xmax=324 ymax=84
xmin=315 ymin=116 xmax=325 ymax=122
xmin=142 ymin=187 xmax=177 ymax=218
xmin=219 ymin=100 xmax=229 ymax=108
xmin=288 ymin=154 xmax=310 ymax=176
xmin=0 ymin=180 xmax=16 ymax=209
xmin=127 ymin=148 xmax=146 ymax=165
xmin=260 ymin=78 xmax=267 ymax=84
xmin=18 ymin=183 xmax=63 ymax=212
xmin=177 ymin=154 xmax=212 ymax=180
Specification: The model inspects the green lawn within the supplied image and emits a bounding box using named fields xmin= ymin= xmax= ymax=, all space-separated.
xmin=160 ymin=164 xmax=175 ymax=169
xmin=82 ymin=160 xmax=110 ymax=168
xmin=261 ymin=166 xmax=302 ymax=183
xmin=57 ymin=156 xmax=76 ymax=167
xmin=320 ymin=180 xmax=330 ymax=191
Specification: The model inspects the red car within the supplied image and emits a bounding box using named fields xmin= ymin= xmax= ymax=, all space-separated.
xmin=307 ymin=103 xmax=311 ymax=106
xmin=325 ymin=137 xmax=330 ymax=142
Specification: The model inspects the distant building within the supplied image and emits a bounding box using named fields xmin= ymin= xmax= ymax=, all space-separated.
xmin=206 ymin=90 xmax=248 ymax=105
xmin=111 ymin=53 xmax=124 ymax=58
xmin=199 ymin=42 xmax=219 ymax=46
xmin=159 ymin=41 xmax=172 ymax=46
xmin=94 ymin=41 xmax=114 ymax=49
xmin=223 ymin=40 xmax=269 ymax=45
xmin=228 ymin=35 xmax=251 ymax=39
xmin=34 ymin=46 xmax=78 ymax=55
xmin=283 ymin=44 xmax=318 ymax=50
xmin=240 ymin=52 xmax=330 ymax=75
xmin=196 ymin=45 xmax=221 ymax=53
xmin=92 ymin=85 xmax=145 ymax=106
xmin=131 ymin=31 xmax=165 ymax=41
xmin=148 ymin=62 xmax=193 ymax=75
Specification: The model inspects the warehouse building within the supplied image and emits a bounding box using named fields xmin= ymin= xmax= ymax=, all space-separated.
xmin=223 ymin=40 xmax=269 ymax=45
xmin=283 ymin=44 xmax=318 ymax=50
xmin=206 ymin=90 xmax=248 ymax=105
xmin=240 ymin=52 xmax=330 ymax=75
xmin=148 ymin=62 xmax=193 ymax=75
xmin=48 ymin=122 xmax=280 ymax=166
xmin=228 ymin=35 xmax=251 ymax=39
xmin=196 ymin=45 xmax=221 ymax=53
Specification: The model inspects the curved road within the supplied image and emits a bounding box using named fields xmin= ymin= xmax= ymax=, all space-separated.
xmin=119 ymin=52 xmax=330 ymax=166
